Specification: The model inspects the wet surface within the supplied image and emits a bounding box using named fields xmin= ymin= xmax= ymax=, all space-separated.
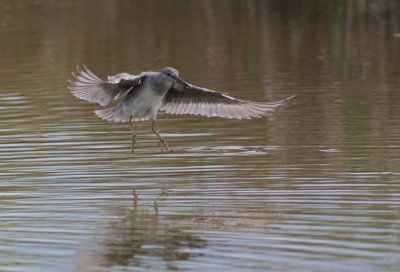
xmin=1 ymin=1 xmax=400 ymax=271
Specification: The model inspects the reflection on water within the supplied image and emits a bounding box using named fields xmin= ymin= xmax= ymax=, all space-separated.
xmin=1 ymin=0 xmax=400 ymax=271
xmin=76 ymin=198 xmax=207 ymax=271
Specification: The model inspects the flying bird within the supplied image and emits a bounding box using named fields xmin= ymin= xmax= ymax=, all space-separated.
xmin=68 ymin=66 xmax=295 ymax=153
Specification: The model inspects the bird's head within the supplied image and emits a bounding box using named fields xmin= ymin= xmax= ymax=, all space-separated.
xmin=161 ymin=67 xmax=191 ymax=88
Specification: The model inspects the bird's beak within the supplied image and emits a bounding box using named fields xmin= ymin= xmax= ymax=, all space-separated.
xmin=173 ymin=75 xmax=192 ymax=89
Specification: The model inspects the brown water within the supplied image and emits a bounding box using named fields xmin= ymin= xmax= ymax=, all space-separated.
xmin=1 ymin=1 xmax=400 ymax=271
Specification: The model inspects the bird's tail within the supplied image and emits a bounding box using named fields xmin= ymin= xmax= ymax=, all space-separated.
xmin=95 ymin=107 xmax=127 ymax=123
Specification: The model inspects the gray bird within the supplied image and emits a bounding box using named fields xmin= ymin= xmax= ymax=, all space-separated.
xmin=68 ymin=66 xmax=295 ymax=153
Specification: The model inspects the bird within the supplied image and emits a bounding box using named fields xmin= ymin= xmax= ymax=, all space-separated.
xmin=68 ymin=66 xmax=295 ymax=153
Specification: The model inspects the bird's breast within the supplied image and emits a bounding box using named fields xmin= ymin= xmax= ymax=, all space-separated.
xmin=148 ymin=77 xmax=172 ymax=95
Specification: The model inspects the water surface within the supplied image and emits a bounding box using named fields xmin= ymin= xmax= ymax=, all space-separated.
xmin=1 ymin=1 xmax=400 ymax=271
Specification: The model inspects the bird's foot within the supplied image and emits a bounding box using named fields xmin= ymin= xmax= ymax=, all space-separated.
xmin=158 ymin=137 xmax=174 ymax=153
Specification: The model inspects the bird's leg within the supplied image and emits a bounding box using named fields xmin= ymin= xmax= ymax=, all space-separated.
xmin=129 ymin=116 xmax=136 ymax=154
xmin=152 ymin=120 xmax=174 ymax=153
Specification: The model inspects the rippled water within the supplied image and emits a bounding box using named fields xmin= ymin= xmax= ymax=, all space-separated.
xmin=1 ymin=1 xmax=400 ymax=271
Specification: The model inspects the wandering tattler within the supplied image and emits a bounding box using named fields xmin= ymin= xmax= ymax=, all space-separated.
xmin=69 ymin=66 xmax=295 ymax=153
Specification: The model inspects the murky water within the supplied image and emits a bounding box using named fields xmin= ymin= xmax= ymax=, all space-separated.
xmin=1 ymin=1 xmax=400 ymax=271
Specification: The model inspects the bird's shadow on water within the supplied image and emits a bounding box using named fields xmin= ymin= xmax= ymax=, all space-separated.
xmin=73 ymin=182 xmax=280 ymax=271
xmin=74 ymin=190 xmax=207 ymax=271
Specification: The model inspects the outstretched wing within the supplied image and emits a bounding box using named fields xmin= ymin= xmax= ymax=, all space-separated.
xmin=160 ymin=82 xmax=295 ymax=119
xmin=68 ymin=66 xmax=143 ymax=106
